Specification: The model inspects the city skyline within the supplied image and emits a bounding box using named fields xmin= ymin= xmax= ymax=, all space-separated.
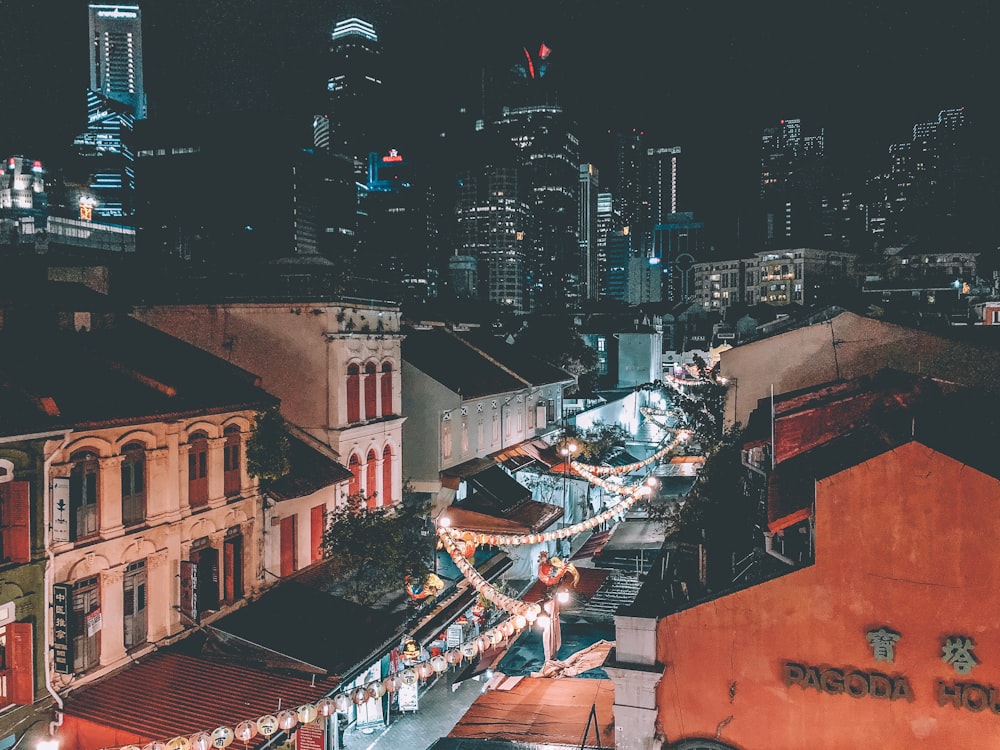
xmin=2 ymin=0 xmax=998 ymax=252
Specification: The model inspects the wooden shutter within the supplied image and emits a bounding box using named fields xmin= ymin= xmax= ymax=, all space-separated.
xmin=279 ymin=516 xmax=297 ymax=577
xmin=8 ymin=621 xmax=34 ymax=705
xmin=6 ymin=481 xmax=31 ymax=563
xmin=310 ymin=505 xmax=325 ymax=563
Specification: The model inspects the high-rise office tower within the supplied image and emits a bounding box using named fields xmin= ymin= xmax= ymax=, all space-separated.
xmin=867 ymin=107 xmax=974 ymax=246
xmin=651 ymin=212 xmax=704 ymax=302
xmin=646 ymin=146 xmax=681 ymax=225
xmin=73 ymin=4 xmax=147 ymax=219
xmin=760 ymin=118 xmax=829 ymax=250
xmin=596 ymin=192 xmax=615 ymax=297
xmin=455 ymin=163 xmax=531 ymax=313
xmin=495 ymin=103 xmax=580 ymax=311
xmin=318 ymin=17 xmax=383 ymax=174
xmin=88 ymin=4 xmax=147 ymax=119
xmin=610 ymin=129 xmax=646 ymax=232
xmin=579 ymin=164 xmax=600 ymax=302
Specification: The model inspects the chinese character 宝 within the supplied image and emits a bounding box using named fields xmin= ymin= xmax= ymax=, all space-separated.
xmin=942 ymin=636 xmax=979 ymax=674
xmin=866 ymin=627 xmax=901 ymax=663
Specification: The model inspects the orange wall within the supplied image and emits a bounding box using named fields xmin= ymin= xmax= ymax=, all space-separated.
xmin=656 ymin=442 xmax=1000 ymax=749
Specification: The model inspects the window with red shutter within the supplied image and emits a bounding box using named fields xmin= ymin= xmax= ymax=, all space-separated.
xmin=188 ymin=433 xmax=209 ymax=507
xmin=279 ymin=516 xmax=297 ymax=577
xmin=364 ymin=362 xmax=378 ymax=419
xmin=310 ymin=505 xmax=325 ymax=563
xmin=346 ymin=364 xmax=361 ymax=423
xmin=366 ymin=450 xmax=378 ymax=508
xmin=0 ymin=481 xmax=31 ymax=564
xmin=382 ymin=445 xmax=393 ymax=506
xmin=348 ymin=454 xmax=361 ymax=498
xmin=0 ymin=622 xmax=33 ymax=706
xmin=223 ymin=426 xmax=241 ymax=496
xmin=380 ymin=363 xmax=394 ymax=416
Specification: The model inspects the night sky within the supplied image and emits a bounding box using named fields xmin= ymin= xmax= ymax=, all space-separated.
xmin=3 ymin=0 xmax=998 ymax=249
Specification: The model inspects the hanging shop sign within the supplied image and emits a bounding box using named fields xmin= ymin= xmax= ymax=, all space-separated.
xmin=53 ymin=583 xmax=73 ymax=674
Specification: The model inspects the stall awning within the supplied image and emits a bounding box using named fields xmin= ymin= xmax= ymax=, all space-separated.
xmin=490 ymin=438 xmax=560 ymax=472
xmin=440 ymin=456 xmax=497 ymax=489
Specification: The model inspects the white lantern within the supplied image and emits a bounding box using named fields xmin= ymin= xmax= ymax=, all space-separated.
xmin=209 ymin=727 xmax=234 ymax=749
xmin=297 ymin=704 xmax=318 ymax=724
xmin=233 ymin=722 xmax=256 ymax=743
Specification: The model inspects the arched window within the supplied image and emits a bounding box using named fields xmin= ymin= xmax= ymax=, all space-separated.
xmin=223 ymin=425 xmax=241 ymax=496
xmin=380 ymin=363 xmax=394 ymax=416
xmin=366 ymin=449 xmax=378 ymax=509
xmin=188 ymin=432 xmax=209 ymax=507
xmin=120 ymin=443 xmax=146 ymax=527
xmin=364 ymin=362 xmax=378 ymax=420
xmin=70 ymin=450 xmax=99 ymax=540
xmin=348 ymin=454 xmax=361 ymax=498
xmin=346 ymin=364 xmax=361 ymax=424
xmin=382 ymin=445 xmax=393 ymax=505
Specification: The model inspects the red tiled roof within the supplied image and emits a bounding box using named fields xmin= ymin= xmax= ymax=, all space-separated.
xmin=63 ymin=648 xmax=340 ymax=746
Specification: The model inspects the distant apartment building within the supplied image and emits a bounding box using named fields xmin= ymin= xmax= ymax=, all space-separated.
xmin=692 ymin=258 xmax=744 ymax=314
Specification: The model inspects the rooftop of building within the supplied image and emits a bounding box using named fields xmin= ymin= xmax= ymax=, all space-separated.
xmin=0 ymin=281 xmax=276 ymax=437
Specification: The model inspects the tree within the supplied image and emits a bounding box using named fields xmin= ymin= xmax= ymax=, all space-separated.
xmin=648 ymin=426 xmax=755 ymax=591
xmin=246 ymin=407 xmax=291 ymax=486
xmin=562 ymin=421 xmax=632 ymax=464
xmin=321 ymin=493 xmax=435 ymax=606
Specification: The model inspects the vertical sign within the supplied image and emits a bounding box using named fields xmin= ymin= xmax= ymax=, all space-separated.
xmin=179 ymin=560 xmax=198 ymax=622
xmin=52 ymin=583 xmax=73 ymax=674
xmin=51 ymin=477 xmax=70 ymax=542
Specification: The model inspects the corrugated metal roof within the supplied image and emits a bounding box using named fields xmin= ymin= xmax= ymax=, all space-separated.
xmin=62 ymin=634 xmax=340 ymax=746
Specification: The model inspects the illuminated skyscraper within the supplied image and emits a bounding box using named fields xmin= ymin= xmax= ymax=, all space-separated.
xmin=318 ymin=17 xmax=383 ymax=171
xmin=760 ymin=118 xmax=829 ymax=250
xmin=579 ymin=164 xmax=600 ymax=302
xmin=88 ymin=4 xmax=146 ymax=119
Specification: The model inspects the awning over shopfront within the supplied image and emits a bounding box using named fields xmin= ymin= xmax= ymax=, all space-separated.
xmin=467 ymin=465 xmax=531 ymax=510
xmin=490 ymin=438 xmax=560 ymax=472
xmin=60 ymin=633 xmax=340 ymax=750
xmin=440 ymin=456 xmax=497 ymax=490
xmin=266 ymin=432 xmax=353 ymax=502
xmin=444 ymin=677 xmax=616 ymax=748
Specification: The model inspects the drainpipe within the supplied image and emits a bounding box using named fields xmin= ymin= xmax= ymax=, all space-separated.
xmin=763 ymin=531 xmax=795 ymax=566
xmin=42 ymin=432 xmax=72 ymax=737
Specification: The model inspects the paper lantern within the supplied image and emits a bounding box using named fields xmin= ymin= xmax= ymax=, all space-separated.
xmin=185 ymin=732 xmax=209 ymax=750
xmin=209 ymin=727 xmax=234 ymax=749
xmin=416 ymin=661 xmax=434 ymax=680
xmin=122 ymin=746 xmax=142 ymax=750
xmin=333 ymin=692 xmax=350 ymax=713
xmin=297 ymin=703 xmax=318 ymax=724
xmin=476 ymin=635 xmax=490 ymax=653
xmin=276 ymin=710 xmax=298 ymax=730
xmin=383 ymin=673 xmax=402 ymax=693
xmin=514 ymin=614 xmax=526 ymax=629
xmin=486 ymin=629 xmax=502 ymax=645
xmin=430 ymin=655 xmax=448 ymax=673
xmin=143 ymin=743 xmax=168 ymax=750
xmin=351 ymin=687 xmax=368 ymax=705
xmin=166 ymin=738 xmax=190 ymax=750
xmin=315 ymin=697 xmax=336 ymax=717
xmin=233 ymin=722 xmax=256 ymax=743
xmin=256 ymin=716 xmax=279 ymax=738
xmin=400 ymin=668 xmax=418 ymax=686
xmin=500 ymin=620 xmax=515 ymax=637
xmin=445 ymin=649 xmax=463 ymax=665
xmin=460 ymin=641 xmax=479 ymax=660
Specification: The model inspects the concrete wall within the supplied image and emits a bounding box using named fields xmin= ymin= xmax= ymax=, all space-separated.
xmin=721 ymin=311 xmax=1000 ymax=429
xmin=654 ymin=442 xmax=1000 ymax=749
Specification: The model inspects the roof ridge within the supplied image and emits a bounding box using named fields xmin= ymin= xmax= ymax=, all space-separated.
xmin=442 ymin=328 xmax=533 ymax=387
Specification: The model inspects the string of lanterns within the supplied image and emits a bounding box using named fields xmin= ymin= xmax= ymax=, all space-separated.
xmin=111 ymin=395 xmax=690 ymax=750
xmin=111 ymin=606 xmax=538 ymax=750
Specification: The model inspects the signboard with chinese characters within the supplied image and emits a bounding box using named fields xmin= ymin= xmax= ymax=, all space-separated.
xmin=783 ymin=627 xmax=1000 ymax=714
xmin=52 ymin=583 xmax=73 ymax=674
xmin=86 ymin=608 xmax=103 ymax=637
xmin=51 ymin=477 xmax=70 ymax=542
